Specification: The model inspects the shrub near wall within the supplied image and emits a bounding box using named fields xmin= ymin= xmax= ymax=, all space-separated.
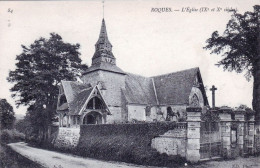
xmin=76 ymin=122 xmax=187 ymax=167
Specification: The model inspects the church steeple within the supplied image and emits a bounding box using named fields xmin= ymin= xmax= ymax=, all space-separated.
xmin=92 ymin=19 xmax=116 ymax=65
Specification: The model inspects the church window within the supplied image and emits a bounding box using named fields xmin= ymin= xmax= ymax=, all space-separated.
xmin=190 ymin=94 xmax=200 ymax=107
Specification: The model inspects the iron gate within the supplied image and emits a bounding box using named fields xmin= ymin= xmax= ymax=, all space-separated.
xmin=200 ymin=111 xmax=222 ymax=160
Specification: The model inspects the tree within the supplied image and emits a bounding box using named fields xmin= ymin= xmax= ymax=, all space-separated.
xmin=7 ymin=33 xmax=88 ymax=141
xmin=204 ymin=5 xmax=260 ymax=121
xmin=0 ymin=99 xmax=15 ymax=129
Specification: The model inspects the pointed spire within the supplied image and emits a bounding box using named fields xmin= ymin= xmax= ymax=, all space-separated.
xmin=95 ymin=19 xmax=112 ymax=48
xmin=92 ymin=19 xmax=115 ymax=65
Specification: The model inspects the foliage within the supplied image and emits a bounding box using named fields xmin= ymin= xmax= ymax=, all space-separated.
xmin=0 ymin=129 xmax=25 ymax=144
xmin=204 ymin=5 xmax=260 ymax=120
xmin=74 ymin=122 xmax=187 ymax=167
xmin=7 ymin=33 xmax=88 ymax=142
xmin=0 ymin=99 xmax=15 ymax=130
xmin=237 ymin=104 xmax=255 ymax=114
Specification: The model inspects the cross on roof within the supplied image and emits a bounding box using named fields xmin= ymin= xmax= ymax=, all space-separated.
xmin=210 ymin=85 xmax=217 ymax=91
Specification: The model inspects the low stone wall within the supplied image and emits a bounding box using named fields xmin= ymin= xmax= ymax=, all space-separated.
xmin=54 ymin=127 xmax=80 ymax=149
xmin=151 ymin=128 xmax=187 ymax=157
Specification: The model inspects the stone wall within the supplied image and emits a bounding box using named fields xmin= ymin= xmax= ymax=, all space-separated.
xmin=151 ymin=127 xmax=187 ymax=157
xmin=54 ymin=127 xmax=80 ymax=149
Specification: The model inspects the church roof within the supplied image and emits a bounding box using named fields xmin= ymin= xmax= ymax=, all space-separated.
xmin=60 ymin=81 xmax=93 ymax=115
xmin=123 ymin=73 xmax=157 ymax=105
xmin=152 ymin=67 xmax=200 ymax=105
xmin=58 ymin=67 xmax=208 ymax=114
xmin=69 ymin=87 xmax=93 ymax=115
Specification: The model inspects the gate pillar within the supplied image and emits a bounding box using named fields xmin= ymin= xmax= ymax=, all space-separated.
xmin=186 ymin=107 xmax=201 ymax=163
xmin=219 ymin=107 xmax=232 ymax=158
xmin=247 ymin=113 xmax=255 ymax=154
xmin=233 ymin=109 xmax=246 ymax=156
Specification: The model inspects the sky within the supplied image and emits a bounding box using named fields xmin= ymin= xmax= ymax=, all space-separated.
xmin=0 ymin=0 xmax=258 ymax=115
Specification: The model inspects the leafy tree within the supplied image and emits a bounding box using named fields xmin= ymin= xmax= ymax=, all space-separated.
xmin=7 ymin=33 xmax=88 ymax=141
xmin=0 ymin=99 xmax=15 ymax=129
xmin=237 ymin=104 xmax=255 ymax=114
xmin=204 ymin=5 xmax=260 ymax=121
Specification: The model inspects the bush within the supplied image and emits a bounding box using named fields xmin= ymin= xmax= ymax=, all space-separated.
xmin=0 ymin=129 xmax=25 ymax=144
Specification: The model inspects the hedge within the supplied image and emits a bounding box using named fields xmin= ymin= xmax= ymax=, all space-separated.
xmin=75 ymin=122 xmax=187 ymax=167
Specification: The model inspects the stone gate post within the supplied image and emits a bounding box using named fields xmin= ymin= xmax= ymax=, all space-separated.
xmin=233 ymin=109 xmax=246 ymax=156
xmin=219 ymin=107 xmax=232 ymax=158
xmin=247 ymin=113 xmax=255 ymax=154
xmin=186 ymin=107 xmax=202 ymax=163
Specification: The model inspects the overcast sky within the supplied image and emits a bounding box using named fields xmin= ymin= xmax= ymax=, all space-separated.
xmin=0 ymin=0 xmax=258 ymax=115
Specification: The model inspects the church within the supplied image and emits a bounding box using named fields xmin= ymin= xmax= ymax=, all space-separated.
xmin=56 ymin=19 xmax=209 ymax=127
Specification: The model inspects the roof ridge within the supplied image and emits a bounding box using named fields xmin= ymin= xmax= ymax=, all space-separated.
xmin=61 ymin=80 xmax=90 ymax=86
xmin=151 ymin=67 xmax=199 ymax=78
xmin=126 ymin=72 xmax=149 ymax=79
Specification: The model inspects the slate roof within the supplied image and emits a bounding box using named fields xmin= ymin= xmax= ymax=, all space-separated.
xmin=69 ymin=87 xmax=93 ymax=115
xmin=59 ymin=67 xmax=207 ymax=114
xmin=82 ymin=62 xmax=125 ymax=75
xmin=123 ymin=73 xmax=157 ymax=105
xmin=152 ymin=67 xmax=199 ymax=105
xmin=59 ymin=81 xmax=93 ymax=115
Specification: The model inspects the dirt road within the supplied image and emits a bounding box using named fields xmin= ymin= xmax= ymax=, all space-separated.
xmin=8 ymin=142 xmax=154 ymax=168
xmin=8 ymin=142 xmax=260 ymax=168
xmin=190 ymin=156 xmax=260 ymax=168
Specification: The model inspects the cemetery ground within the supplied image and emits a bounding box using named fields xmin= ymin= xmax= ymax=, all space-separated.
xmin=6 ymin=142 xmax=260 ymax=168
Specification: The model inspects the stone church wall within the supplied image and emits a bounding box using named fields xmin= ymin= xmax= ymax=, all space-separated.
xmin=106 ymin=106 xmax=123 ymax=123
xmin=81 ymin=71 xmax=102 ymax=87
xmin=146 ymin=107 xmax=158 ymax=122
xmin=127 ymin=105 xmax=146 ymax=122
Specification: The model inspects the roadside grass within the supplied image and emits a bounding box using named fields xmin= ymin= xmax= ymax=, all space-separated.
xmin=0 ymin=142 xmax=44 ymax=168
xmin=0 ymin=129 xmax=44 ymax=168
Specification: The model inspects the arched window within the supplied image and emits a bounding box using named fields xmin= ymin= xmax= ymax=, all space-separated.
xmin=190 ymin=94 xmax=200 ymax=107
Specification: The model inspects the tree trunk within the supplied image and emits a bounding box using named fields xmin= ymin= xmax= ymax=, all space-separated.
xmin=254 ymin=21 xmax=260 ymax=123
xmin=253 ymin=68 xmax=260 ymax=122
